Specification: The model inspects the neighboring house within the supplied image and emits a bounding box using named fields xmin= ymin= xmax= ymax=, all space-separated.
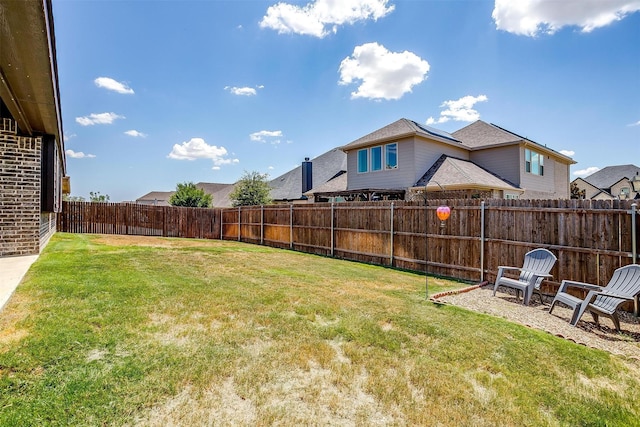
xmin=338 ymin=118 xmax=575 ymax=200
xmin=269 ymin=148 xmax=347 ymax=203
xmin=136 ymin=183 xmax=235 ymax=207
xmin=0 ymin=1 xmax=67 ymax=256
xmin=137 ymin=149 xmax=348 ymax=207
xmin=136 ymin=192 xmax=174 ymax=206
xmin=571 ymin=164 xmax=640 ymax=200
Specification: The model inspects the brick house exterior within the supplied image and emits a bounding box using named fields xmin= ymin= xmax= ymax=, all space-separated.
xmin=0 ymin=1 xmax=67 ymax=256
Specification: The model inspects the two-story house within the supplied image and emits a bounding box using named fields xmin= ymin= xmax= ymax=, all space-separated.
xmin=571 ymin=164 xmax=640 ymax=200
xmin=338 ymin=118 xmax=575 ymax=200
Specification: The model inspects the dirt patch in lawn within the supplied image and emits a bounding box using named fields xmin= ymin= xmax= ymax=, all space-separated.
xmin=94 ymin=234 xmax=212 ymax=248
xmin=439 ymin=285 xmax=640 ymax=360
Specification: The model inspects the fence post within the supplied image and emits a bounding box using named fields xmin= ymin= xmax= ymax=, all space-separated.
xmin=238 ymin=206 xmax=241 ymax=242
xmin=261 ymin=205 xmax=264 ymax=245
xmin=290 ymin=204 xmax=293 ymax=249
xmin=480 ymin=201 xmax=485 ymax=282
xmin=331 ymin=203 xmax=335 ymax=257
xmin=390 ymin=202 xmax=394 ymax=266
xmin=631 ymin=203 xmax=637 ymax=264
xmin=631 ymin=203 xmax=638 ymax=316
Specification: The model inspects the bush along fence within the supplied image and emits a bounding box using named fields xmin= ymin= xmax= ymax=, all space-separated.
xmin=59 ymin=199 xmax=640 ymax=307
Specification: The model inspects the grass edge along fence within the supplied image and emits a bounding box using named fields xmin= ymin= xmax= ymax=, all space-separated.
xmin=59 ymin=199 xmax=639 ymax=302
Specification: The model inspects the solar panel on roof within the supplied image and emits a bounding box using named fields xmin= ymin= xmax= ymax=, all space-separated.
xmin=411 ymin=120 xmax=460 ymax=143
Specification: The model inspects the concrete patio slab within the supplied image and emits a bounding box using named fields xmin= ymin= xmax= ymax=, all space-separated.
xmin=0 ymin=255 xmax=39 ymax=312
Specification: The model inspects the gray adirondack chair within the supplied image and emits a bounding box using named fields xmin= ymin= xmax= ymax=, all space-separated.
xmin=492 ymin=248 xmax=557 ymax=305
xmin=549 ymin=264 xmax=640 ymax=332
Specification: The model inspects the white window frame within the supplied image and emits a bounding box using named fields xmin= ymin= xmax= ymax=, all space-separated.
xmin=357 ymin=143 xmax=399 ymax=174
xmin=385 ymin=143 xmax=398 ymax=169
xmin=525 ymin=148 xmax=544 ymax=176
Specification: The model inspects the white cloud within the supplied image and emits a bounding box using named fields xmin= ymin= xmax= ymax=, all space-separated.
xmin=66 ymin=149 xmax=96 ymax=159
xmin=94 ymin=77 xmax=135 ymax=94
xmin=492 ymin=0 xmax=640 ymax=37
xmin=250 ymin=130 xmax=284 ymax=144
xmin=268 ymin=166 xmax=275 ymax=170
xmin=224 ymin=85 xmax=264 ymax=96
xmin=426 ymin=95 xmax=488 ymax=125
xmin=260 ymin=0 xmax=394 ymax=38
xmin=629 ymin=120 xmax=640 ymax=126
xmin=338 ymin=42 xmax=429 ymax=101
xmin=168 ymin=137 xmax=239 ymax=169
xmin=76 ymin=112 xmax=124 ymax=126
xmin=124 ymin=130 xmax=147 ymax=138
xmin=559 ymin=149 xmax=575 ymax=157
xmin=573 ymin=166 xmax=600 ymax=177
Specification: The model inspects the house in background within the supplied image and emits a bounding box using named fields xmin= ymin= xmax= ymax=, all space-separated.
xmin=571 ymin=164 xmax=640 ymax=200
xmin=136 ymin=149 xmax=347 ymax=206
xmin=270 ymin=148 xmax=346 ymax=203
xmin=336 ymin=118 xmax=575 ymax=201
xmin=0 ymin=0 xmax=67 ymax=256
xmin=136 ymin=183 xmax=235 ymax=207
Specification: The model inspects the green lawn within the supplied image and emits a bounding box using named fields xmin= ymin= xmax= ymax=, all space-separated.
xmin=1 ymin=233 xmax=639 ymax=426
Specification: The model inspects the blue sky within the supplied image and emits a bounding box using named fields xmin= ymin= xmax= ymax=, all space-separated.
xmin=53 ymin=0 xmax=640 ymax=202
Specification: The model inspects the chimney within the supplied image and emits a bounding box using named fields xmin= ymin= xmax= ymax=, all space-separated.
xmin=302 ymin=157 xmax=313 ymax=194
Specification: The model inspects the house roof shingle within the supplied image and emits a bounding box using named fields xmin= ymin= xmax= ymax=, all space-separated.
xmin=452 ymin=120 xmax=521 ymax=148
xmin=269 ymin=148 xmax=347 ymax=201
xmin=415 ymin=154 xmax=521 ymax=192
xmin=581 ymin=164 xmax=640 ymax=190
xmin=303 ymin=171 xmax=347 ymax=196
xmin=340 ymin=118 xmax=460 ymax=151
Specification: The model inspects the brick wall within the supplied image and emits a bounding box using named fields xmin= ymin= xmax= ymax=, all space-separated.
xmin=0 ymin=118 xmax=42 ymax=256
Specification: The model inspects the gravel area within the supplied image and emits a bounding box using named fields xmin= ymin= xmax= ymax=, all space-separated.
xmin=437 ymin=284 xmax=640 ymax=360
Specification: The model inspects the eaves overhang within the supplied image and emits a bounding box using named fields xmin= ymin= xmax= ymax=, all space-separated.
xmin=341 ymin=131 xmax=464 ymax=153
xmin=0 ymin=0 xmax=65 ymax=173
xmin=468 ymin=140 xmax=576 ymax=165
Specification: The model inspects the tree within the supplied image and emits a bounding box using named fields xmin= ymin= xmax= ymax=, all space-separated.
xmin=570 ymin=182 xmax=586 ymax=200
xmin=230 ymin=171 xmax=272 ymax=207
xmin=89 ymin=191 xmax=110 ymax=203
xmin=169 ymin=182 xmax=212 ymax=207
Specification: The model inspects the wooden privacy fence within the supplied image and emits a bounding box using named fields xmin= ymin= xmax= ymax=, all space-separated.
xmin=59 ymin=200 xmax=639 ymax=294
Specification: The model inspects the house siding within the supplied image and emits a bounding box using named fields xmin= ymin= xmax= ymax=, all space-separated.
xmin=347 ymin=137 xmax=415 ymax=190
xmin=611 ymin=179 xmax=637 ymax=200
xmin=0 ymin=119 xmax=42 ymax=256
xmin=346 ymin=136 xmax=468 ymax=190
xmin=573 ymin=179 xmax=601 ymax=199
xmin=412 ymin=137 xmax=469 ymax=183
xmin=469 ymin=145 xmax=520 ymax=185
xmin=520 ymin=149 xmax=563 ymax=199
xmin=553 ymin=160 xmax=570 ymax=199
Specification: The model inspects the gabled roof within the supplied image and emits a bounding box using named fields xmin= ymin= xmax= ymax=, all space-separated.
xmin=415 ymin=154 xmax=522 ymax=192
xmin=135 ymin=183 xmax=236 ymax=207
xmin=340 ymin=118 xmax=460 ymax=151
xmin=571 ymin=177 xmax=602 ymax=193
xmin=136 ymin=191 xmax=174 ymax=206
xmin=452 ymin=120 xmax=575 ymax=164
xmin=581 ymin=164 xmax=640 ymax=189
xmin=303 ymin=171 xmax=347 ymax=196
xmin=196 ymin=182 xmax=234 ymax=196
xmin=452 ymin=120 xmax=521 ymax=148
xmin=137 ymin=191 xmax=174 ymax=201
xmin=269 ymin=148 xmax=347 ymax=201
